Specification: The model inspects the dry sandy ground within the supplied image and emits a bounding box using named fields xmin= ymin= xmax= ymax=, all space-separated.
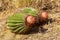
xmin=0 ymin=0 xmax=60 ymax=40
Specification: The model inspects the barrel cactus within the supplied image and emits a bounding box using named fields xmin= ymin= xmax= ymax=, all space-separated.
xmin=7 ymin=8 xmax=37 ymax=34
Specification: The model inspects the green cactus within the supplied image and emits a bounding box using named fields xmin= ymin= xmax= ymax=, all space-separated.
xmin=7 ymin=8 xmax=37 ymax=34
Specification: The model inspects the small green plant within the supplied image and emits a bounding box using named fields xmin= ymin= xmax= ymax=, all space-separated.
xmin=7 ymin=8 xmax=37 ymax=34
xmin=7 ymin=8 xmax=48 ymax=34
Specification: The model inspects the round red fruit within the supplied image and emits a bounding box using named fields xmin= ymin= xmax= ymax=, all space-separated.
xmin=26 ymin=15 xmax=35 ymax=24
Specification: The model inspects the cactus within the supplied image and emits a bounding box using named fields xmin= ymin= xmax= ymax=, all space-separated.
xmin=7 ymin=8 xmax=37 ymax=34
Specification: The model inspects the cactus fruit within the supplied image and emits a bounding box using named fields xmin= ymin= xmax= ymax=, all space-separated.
xmin=38 ymin=11 xmax=48 ymax=22
xmin=7 ymin=8 xmax=37 ymax=34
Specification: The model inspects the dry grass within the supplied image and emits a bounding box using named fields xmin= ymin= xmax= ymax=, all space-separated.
xmin=0 ymin=0 xmax=60 ymax=40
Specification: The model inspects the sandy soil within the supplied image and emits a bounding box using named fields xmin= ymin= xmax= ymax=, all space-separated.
xmin=0 ymin=0 xmax=60 ymax=40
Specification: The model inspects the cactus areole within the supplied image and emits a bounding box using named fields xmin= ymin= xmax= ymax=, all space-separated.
xmin=7 ymin=8 xmax=37 ymax=34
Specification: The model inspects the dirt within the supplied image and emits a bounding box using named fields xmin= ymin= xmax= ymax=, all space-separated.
xmin=0 ymin=0 xmax=60 ymax=40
